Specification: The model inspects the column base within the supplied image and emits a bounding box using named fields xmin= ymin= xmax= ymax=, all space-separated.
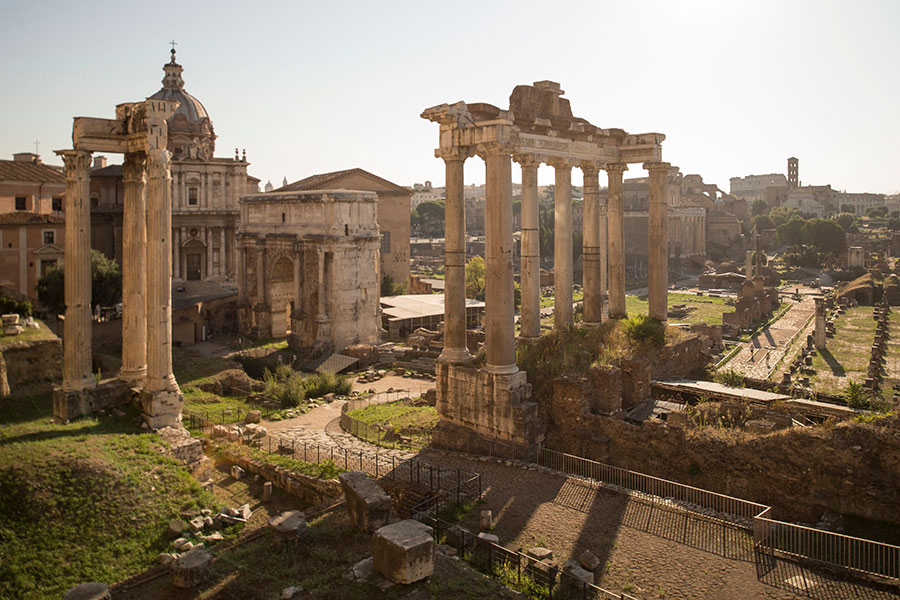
xmin=315 ymin=315 xmax=331 ymax=341
xmin=484 ymin=362 xmax=519 ymax=375
xmin=62 ymin=376 xmax=97 ymax=394
xmin=252 ymin=304 xmax=273 ymax=338
xmin=140 ymin=388 xmax=184 ymax=429
xmin=53 ymin=379 xmax=131 ymax=422
xmin=118 ymin=366 xmax=147 ymax=385
xmin=439 ymin=347 xmax=473 ymax=365
xmin=581 ymin=321 xmax=602 ymax=329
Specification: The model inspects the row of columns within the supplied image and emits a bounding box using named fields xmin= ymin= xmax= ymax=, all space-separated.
xmin=57 ymin=148 xmax=178 ymax=401
xmin=439 ymin=149 xmax=670 ymax=371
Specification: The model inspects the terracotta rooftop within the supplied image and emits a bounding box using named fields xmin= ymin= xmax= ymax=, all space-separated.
xmin=277 ymin=168 xmax=409 ymax=194
xmin=0 ymin=212 xmax=64 ymax=225
xmin=0 ymin=160 xmax=65 ymax=184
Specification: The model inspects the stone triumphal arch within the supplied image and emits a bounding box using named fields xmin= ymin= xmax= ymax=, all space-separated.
xmin=422 ymin=81 xmax=669 ymax=445
xmin=54 ymin=98 xmax=184 ymax=428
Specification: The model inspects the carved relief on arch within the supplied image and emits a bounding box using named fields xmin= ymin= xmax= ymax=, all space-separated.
xmin=270 ymin=255 xmax=293 ymax=282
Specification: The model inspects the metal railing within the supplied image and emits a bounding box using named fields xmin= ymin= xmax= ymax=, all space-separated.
xmin=432 ymin=429 xmax=900 ymax=584
xmin=418 ymin=515 xmax=640 ymax=600
xmin=189 ymin=412 xmax=479 ymax=502
xmin=340 ymin=392 xmax=433 ymax=448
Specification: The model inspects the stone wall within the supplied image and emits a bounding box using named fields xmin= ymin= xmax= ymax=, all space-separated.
xmin=544 ymin=389 xmax=900 ymax=525
xmin=0 ymin=336 xmax=62 ymax=397
xmin=217 ymin=447 xmax=342 ymax=505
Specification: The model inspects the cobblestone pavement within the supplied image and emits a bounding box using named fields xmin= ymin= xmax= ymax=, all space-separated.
xmin=728 ymin=295 xmax=816 ymax=380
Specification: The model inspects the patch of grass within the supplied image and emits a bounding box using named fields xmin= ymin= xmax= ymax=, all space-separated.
xmin=0 ymin=393 xmax=217 ymax=600
xmin=0 ymin=319 xmax=57 ymax=350
xmin=347 ymin=399 xmax=438 ymax=430
xmin=714 ymin=369 xmax=745 ymax=388
xmin=214 ymin=441 xmax=346 ymax=480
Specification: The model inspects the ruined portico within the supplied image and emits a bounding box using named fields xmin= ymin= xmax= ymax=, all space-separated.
xmin=422 ymin=81 xmax=668 ymax=445
xmin=54 ymin=99 xmax=184 ymax=428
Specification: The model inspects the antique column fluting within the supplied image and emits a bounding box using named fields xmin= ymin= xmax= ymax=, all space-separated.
xmin=119 ymin=152 xmax=147 ymax=384
xmin=599 ymin=192 xmax=608 ymax=317
xmin=143 ymin=144 xmax=182 ymax=422
xmin=56 ymin=149 xmax=95 ymax=392
xmin=205 ymin=227 xmax=213 ymax=279
xmin=255 ymin=242 xmax=268 ymax=307
xmin=606 ymin=163 xmax=628 ymax=318
xmin=549 ymin=159 xmax=573 ymax=329
xmin=646 ymin=162 xmax=671 ymax=322
xmin=581 ymin=162 xmax=602 ymax=326
xmin=480 ymin=144 xmax=517 ymax=374
xmin=514 ymin=154 xmax=541 ymax=339
xmin=439 ymin=149 xmax=472 ymax=363
xmin=237 ymin=243 xmax=247 ymax=302
xmin=219 ymin=227 xmax=226 ymax=277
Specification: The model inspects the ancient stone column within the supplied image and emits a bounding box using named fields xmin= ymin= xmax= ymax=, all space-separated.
xmin=514 ymin=154 xmax=541 ymax=339
xmin=219 ymin=227 xmax=225 ymax=277
xmin=119 ymin=152 xmax=147 ymax=385
xmin=316 ymin=247 xmax=330 ymax=341
xmin=581 ymin=162 xmax=602 ymax=327
xmin=550 ymin=159 xmax=573 ymax=330
xmin=56 ymin=149 xmax=95 ymax=392
xmin=439 ymin=150 xmax=471 ymax=363
xmin=205 ymin=228 xmax=213 ymax=280
xmin=814 ymin=297 xmax=826 ymax=350
xmin=142 ymin=146 xmax=182 ymax=426
xmin=745 ymin=250 xmax=753 ymax=279
xmin=646 ymin=162 xmax=671 ymax=323
xmin=606 ymin=163 xmax=628 ymax=318
xmin=256 ymin=243 xmax=268 ymax=307
xmin=600 ymin=194 xmax=608 ymax=317
xmin=481 ymin=145 xmax=517 ymax=374
xmin=236 ymin=243 xmax=247 ymax=302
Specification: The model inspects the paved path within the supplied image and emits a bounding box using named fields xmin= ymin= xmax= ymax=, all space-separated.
xmin=727 ymin=295 xmax=816 ymax=380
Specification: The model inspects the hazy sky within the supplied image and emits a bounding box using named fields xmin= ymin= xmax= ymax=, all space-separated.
xmin=2 ymin=0 xmax=898 ymax=194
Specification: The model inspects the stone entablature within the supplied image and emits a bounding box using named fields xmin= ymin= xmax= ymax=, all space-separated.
xmin=423 ymin=81 xmax=669 ymax=445
xmin=237 ymin=190 xmax=380 ymax=351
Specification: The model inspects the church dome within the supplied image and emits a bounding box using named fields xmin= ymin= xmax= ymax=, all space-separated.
xmin=149 ymin=49 xmax=216 ymax=161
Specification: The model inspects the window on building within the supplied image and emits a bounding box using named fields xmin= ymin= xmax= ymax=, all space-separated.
xmin=43 ymin=231 xmax=54 ymax=245
xmin=188 ymin=187 xmax=198 ymax=205
xmin=52 ymin=197 xmax=62 ymax=211
xmin=15 ymin=197 xmax=26 ymax=210
xmin=381 ymin=231 xmax=391 ymax=254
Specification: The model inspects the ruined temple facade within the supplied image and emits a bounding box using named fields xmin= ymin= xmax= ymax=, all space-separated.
xmin=236 ymin=190 xmax=381 ymax=351
xmin=423 ymin=81 xmax=668 ymax=445
xmin=90 ymin=49 xmax=259 ymax=281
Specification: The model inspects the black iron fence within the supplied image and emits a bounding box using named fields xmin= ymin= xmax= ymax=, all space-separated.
xmin=340 ymin=393 xmax=433 ymax=449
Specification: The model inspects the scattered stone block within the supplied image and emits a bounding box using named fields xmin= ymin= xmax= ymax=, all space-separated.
xmin=201 ymin=532 xmax=224 ymax=544
xmin=245 ymin=409 xmax=261 ymax=424
xmin=373 ymin=520 xmax=435 ymax=584
xmin=173 ymin=537 xmax=191 ymax=552
xmin=263 ymin=481 xmax=273 ymax=502
xmin=560 ymin=559 xmax=594 ymax=597
xmin=744 ymin=419 xmax=777 ymax=434
xmin=212 ymin=425 xmax=229 ymax=438
xmin=1 ymin=314 xmax=19 ymax=326
xmin=63 ymin=582 xmax=111 ymax=600
xmin=479 ymin=509 xmax=493 ymax=531
xmin=343 ymin=556 xmax=375 ymax=582
xmin=579 ymin=549 xmax=601 ymax=572
xmin=202 ymin=479 xmax=214 ymax=492
xmin=189 ymin=516 xmax=205 ymax=532
xmin=231 ymin=465 xmax=245 ymax=480
xmin=282 ymin=586 xmax=304 ymax=599
xmin=476 ymin=532 xmax=499 ymax=545
xmin=171 ymin=546 xmax=212 ymax=588
xmin=268 ymin=510 xmax=307 ymax=542
xmin=168 ymin=518 xmax=186 ymax=539
xmin=527 ymin=547 xmax=553 ymax=562
xmin=339 ymin=471 xmax=392 ymax=533
xmin=158 ymin=553 xmax=176 ymax=566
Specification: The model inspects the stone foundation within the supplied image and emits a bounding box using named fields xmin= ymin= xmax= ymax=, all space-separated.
xmin=140 ymin=388 xmax=184 ymax=429
xmin=0 ymin=337 xmax=62 ymax=397
xmin=434 ymin=362 xmax=543 ymax=445
xmin=52 ymin=378 xmax=132 ymax=422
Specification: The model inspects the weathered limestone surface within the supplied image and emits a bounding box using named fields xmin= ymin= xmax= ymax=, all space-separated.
xmin=551 ymin=159 xmax=574 ymax=330
xmin=606 ymin=163 xmax=627 ymax=318
xmin=171 ymin=546 xmax=212 ymax=588
xmin=439 ymin=150 xmax=472 ymax=363
xmin=119 ymin=152 xmax=147 ymax=384
xmin=434 ymin=362 xmax=542 ymax=445
xmin=339 ymin=470 xmax=392 ymax=533
xmin=647 ymin=162 xmax=671 ymax=322
xmin=515 ymin=156 xmax=541 ymax=339
xmin=63 ymin=582 xmax=111 ymax=600
xmin=0 ymin=336 xmax=62 ymax=397
xmin=372 ymin=519 xmax=435 ymax=584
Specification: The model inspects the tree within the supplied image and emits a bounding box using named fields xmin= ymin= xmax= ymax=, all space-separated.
xmin=892 ymin=210 xmax=900 ymax=219
xmin=465 ymin=256 xmax=486 ymax=301
xmin=776 ymin=216 xmax=806 ymax=247
xmin=381 ymin=274 xmax=407 ymax=296
xmin=37 ymin=249 xmax=122 ymax=315
xmin=753 ymin=214 xmax=775 ymax=232
xmin=834 ymin=212 xmax=857 ymax=233
xmin=770 ymin=206 xmax=800 ymax=227
xmin=416 ymin=201 xmax=445 ymax=236
xmin=802 ymin=218 xmax=846 ymax=255
xmin=866 ymin=206 xmax=888 ymax=218
xmin=840 ymin=203 xmax=855 ymax=214
xmin=750 ymin=198 xmax=768 ymax=217
xmin=887 ymin=217 xmax=900 ymax=231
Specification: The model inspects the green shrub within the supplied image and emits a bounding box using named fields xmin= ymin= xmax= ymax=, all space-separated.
xmin=0 ymin=296 xmax=32 ymax=317
xmin=844 ymin=379 xmax=870 ymax=410
xmin=623 ymin=314 xmax=665 ymax=346
xmin=714 ymin=369 xmax=745 ymax=388
xmin=261 ymin=367 xmax=350 ymax=407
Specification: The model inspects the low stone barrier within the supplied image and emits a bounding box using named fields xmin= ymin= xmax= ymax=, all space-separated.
xmin=217 ymin=448 xmax=341 ymax=504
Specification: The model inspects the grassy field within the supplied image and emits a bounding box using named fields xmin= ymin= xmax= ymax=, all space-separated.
xmin=807 ymin=306 xmax=877 ymax=394
xmin=173 ymin=347 xmax=260 ymax=425
xmin=0 ymin=393 xmax=217 ymax=600
xmin=0 ymin=320 xmax=57 ymax=350
xmin=625 ymin=292 xmax=731 ymax=325
xmin=347 ymin=398 xmax=438 ymax=431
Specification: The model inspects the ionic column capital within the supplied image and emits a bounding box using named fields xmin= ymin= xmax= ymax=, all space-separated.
xmin=512 ymin=153 xmax=541 ymax=168
xmin=475 ymin=141 xmax=515 ymax=160
xmin=644 ymin=161 xmax=672 ymax=173
xmin=605 ymin=162 xmax=628 ymax=175
xmin=436 ymin=146 xmax=475 ymax=163
xmin=56 ymin=149 xmax=92 ymax=177
xmin=547 ymin=157 xmax=577 ymax=170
